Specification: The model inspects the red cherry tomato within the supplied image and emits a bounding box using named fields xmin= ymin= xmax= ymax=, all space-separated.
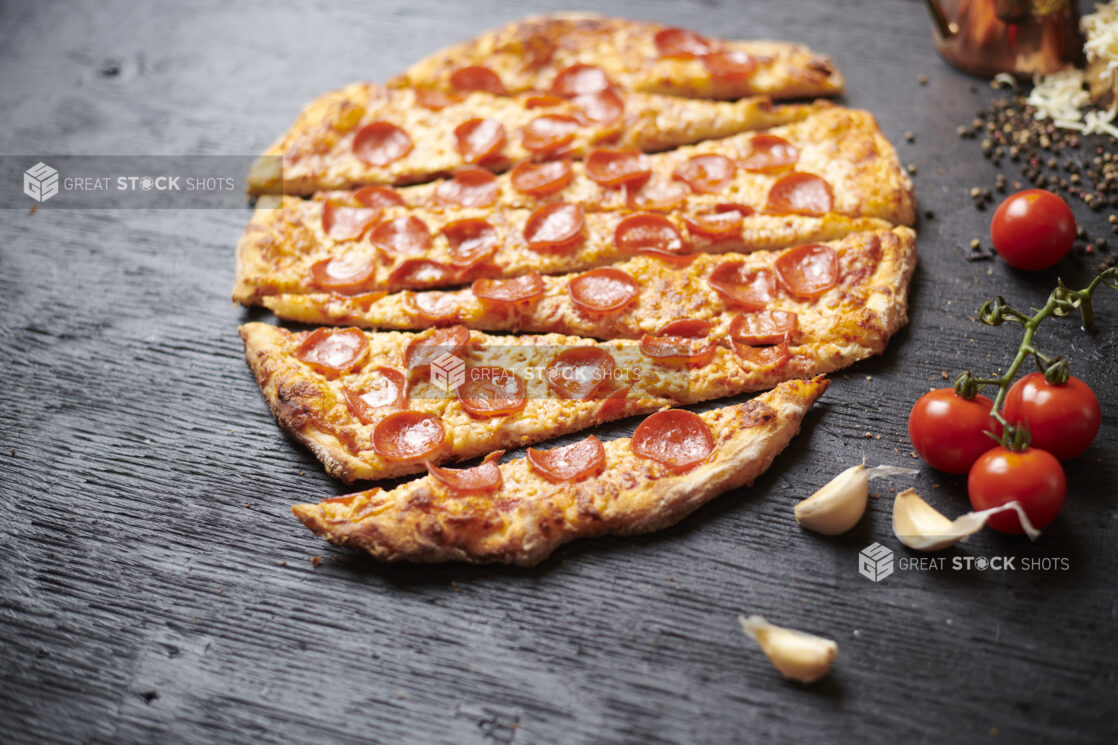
xmin=1003 ymin=372 xmax=1100 ymax=460
xmin=990 ymin=189 xmax=1075 ymax=271
xmin=968 ymin=446 xmax=1066 ymax=533
xmin=908 ymin=389 xmax=1002 ymax=474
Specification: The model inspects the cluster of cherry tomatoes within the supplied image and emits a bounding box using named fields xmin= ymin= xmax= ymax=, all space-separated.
xmin=908 ymin=189 xmax=1102 ymax=534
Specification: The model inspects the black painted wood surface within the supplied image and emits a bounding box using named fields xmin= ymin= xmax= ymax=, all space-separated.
xmin=1 ymin=1 xmax=1116 ymax=743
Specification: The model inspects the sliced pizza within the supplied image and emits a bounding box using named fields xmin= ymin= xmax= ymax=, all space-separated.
xmin=247 ymin=83 xmax=820 ymax=195
xmin=261 ymin=228 xmax=915 ymax=344
xmin=291 ymin=377 xmax=828 ymax=565
xmin=397 ymin=13 xmax=844 ymax=101
xmin=239 ymin=241 xmax=908 ymax=485
xmin=312 ymin=105 xmax=914 ymax=221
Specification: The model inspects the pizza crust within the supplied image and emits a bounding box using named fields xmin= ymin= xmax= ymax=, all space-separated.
xmin=290 ymin=377 xmax=828 ymax=565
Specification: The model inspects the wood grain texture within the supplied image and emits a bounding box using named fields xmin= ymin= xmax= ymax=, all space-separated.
xmin=0 ymin=1 xmax=1115 ymax=744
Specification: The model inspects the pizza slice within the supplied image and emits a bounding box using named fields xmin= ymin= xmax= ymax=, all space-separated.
xmin=311 ymin=105 xmax=914 ymax=220
xmin=290 ymin=377 xmax=828 ymax=566
xmin=397 ymin=13 xmax=844 ymax=102
xmin=239 ymin=238 xmax=907 ymax=485
xmin=246 ymin=83 xmax=820 ymax=195
xmin=262 ymin=228 xmax=915 ymax=344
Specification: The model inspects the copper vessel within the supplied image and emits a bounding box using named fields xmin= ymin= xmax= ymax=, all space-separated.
xmin=925 ymin=0 xmax=1084 ymax=78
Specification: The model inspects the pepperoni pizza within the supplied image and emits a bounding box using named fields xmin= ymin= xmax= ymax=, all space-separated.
xmin=291 ymin=377 xmax=828 ymax=565
xmin=259 ymin=228 xmax=914 ymax=343
xmin=238 ymin=230 xmax=908 ymax=483
xmin=397 ymin=13 xmax=844 ymax=102
xmin=246 ymin=83 xmax=819 ymax=196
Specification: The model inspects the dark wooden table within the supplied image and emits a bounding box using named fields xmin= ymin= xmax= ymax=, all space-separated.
xmin=1 ymin=1 xmax=1115 ymax=743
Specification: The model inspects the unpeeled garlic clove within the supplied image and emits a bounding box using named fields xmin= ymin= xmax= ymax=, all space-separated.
xmin=892 ymin=488 xmax=1040 ymax=551
xmin=739 ymin=615 xmax=837 ymax=684
xmin=794 ymin=464 xmax=918 ymax=535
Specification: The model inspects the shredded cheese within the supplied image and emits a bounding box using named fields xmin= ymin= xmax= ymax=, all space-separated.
xmin=1083 ymin=1 xmax=1118 ymax=83
xmin=1026 ymin=69 xmax=1091 ymax=127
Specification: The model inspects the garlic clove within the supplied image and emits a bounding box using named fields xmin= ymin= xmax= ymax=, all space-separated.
xmin=794 ymin=464 xmax=868 ymax=535
xmin=892 ymin=488 xmax=1041 ymax=551
xmin=794 ymin=464 xmax=918 ymax=535
xmin=739 ymin=615 xmax=838 ymax=684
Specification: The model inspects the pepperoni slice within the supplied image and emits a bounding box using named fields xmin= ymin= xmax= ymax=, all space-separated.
xmin=596 ymin=386 xmax=631 ymax=422
xmin=370 ymin=216 xmax=430 ymax=255
xmin=414 ymin=87 xmax=464 ymax=111
xmin=523 ymin=203 xmax=584 ymax=249
xmin=684 ymin=208 xmax=746 ymax=237
xmin=546 ymin=347 xmax=615 ymax=400
xmin=387 ymin=259 xmax=455 ymax=288
xmin=407 ymin=291 xmax=463 ymax=324
xmin=321 ymin=203 xmax=379 ymax=240
xmin=707 ymin=263 xmax=775 ymax=310
xmin=527 ymin=436 xmax=606 ymax=483
xmin=522 ymin=115 xmax=581 ymax=154
xmin=732 ymin=336 xmax=792 ymax=367
xmin=614 ymin=213 xmax=688 ymax=257
xmin=354 ymin=185 xmax=406 ymax=208
xmin=572 ymin=90 xmax=625 ymax=126
xmin=775 ymin=243 xmax=838 ymax=299
xmin=309 ymin=256 xmax=377 ymax=294
xmin=625 ymin=178 xmax=690 ymax=211
xmin=441 ymin=219 xmax=498 ymax=267
xmin=352 ymin=122 xmax=413 ymax=166
xmin=405 ymin=325 xmax=470 ymax=371
xmin=526 ymin=94 xmax=565 ymax=109
xmin=739 ymin=134 xmax=799 ymax=172
xmin=729 ymin=310 xmax=799 ymax=346
xmin=551 ymin=64 xmax=612 ymax=97
xmin=639 ymin=319 xmax=717 ymax=367
xmin=654 ymin=27 xmax=714 ymax=58
xmin=702 ymin=51 xmax=757 ymax=81
xmin=449 ymin=66 xmax=507 ymax=95
xmin=766 ymin=173 xmax=834 ymax=216
xmin=343 ymin=367 xmax=407 ymax=423
xmin=585 ymin=148 xmax=651 ymax=187
xmin=568 ymin=267 xmax=639 ymax=313
xmin=426 ymin=451 xmax=504 ymax=494
xmin=434 ymin=168 xmax=499 ymax=208
xmin=510 ymin=159 xmax=573 ymax=196
xmin=631 ymin=409 xmax=714 ymax=471
xmin=457 ymin=367 xmax=527 ymax=417
xmin=454 ymin=118 xmax=506 ymax=163
xmin=371 ymin=411 xmax=446 ymax=462
xmin=472 ymin=272 xmax=545 ymax=304
xmin=673 ymin=154 xmax=736 ymax=194
xmin=294 ymin=327 xmax=369 ymax=375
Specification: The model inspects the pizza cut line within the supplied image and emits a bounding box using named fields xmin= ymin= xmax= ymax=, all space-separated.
xmin=261 ymin=228 xmax=914 ymax=343
xmin=239 ymin=223 xmax=910 ymax=484
xmin=291 ymin=377 xmax=828 ymax=566
xmin=397 ymin=13 xmax=844 ymax=101
xmin=246 ymin=84 xmax=821 ymax=196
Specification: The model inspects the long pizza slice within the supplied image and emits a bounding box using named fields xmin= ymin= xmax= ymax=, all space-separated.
xmin=239 ymin=234 xmax=908 ymax=484
xmin=262 ymin=228 xmax=914 ymax=342
xmin=291 ymin=377 xmax=828 ymax=566
xmin=247 ymin=84 xmax=820 ymax=195
xmin=397 ymin=13 xmax=844 ymax=102
xmin=333 ymin=105 xmax=913 ymax=219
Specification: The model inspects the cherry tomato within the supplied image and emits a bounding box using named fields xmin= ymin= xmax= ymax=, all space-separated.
xmin=1003 ymin=372 xmax=1100 ymax=461
xmin=908 ymin=389 xmax=1002 ymax=474
xmin=990 ymin=189 xmax=1075 ymax=271
xmin=968 ymin=446 xmax=1066 ymax=533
